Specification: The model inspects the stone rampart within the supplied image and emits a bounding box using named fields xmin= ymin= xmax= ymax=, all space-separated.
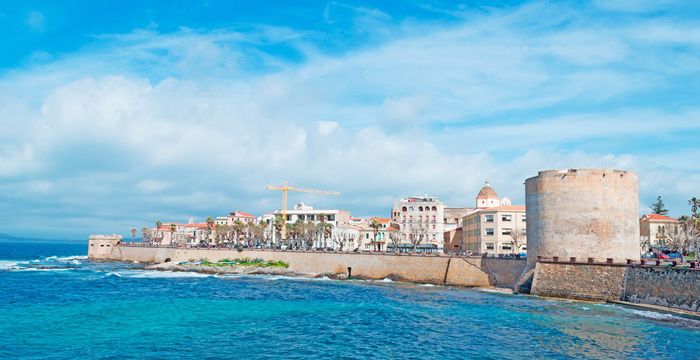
xmin=623 ymin=267 xmax=700 ymax=312
xmin=98 ymin=246 xmax=528 ymax=288
xmin=532 ymin=261 xmax=700 ymax=313
xmin=531 ymin=262 xmax=627 ymax=301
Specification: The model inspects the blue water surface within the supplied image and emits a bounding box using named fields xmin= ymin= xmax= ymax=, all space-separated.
xmin=1 ymin=239 xmax=699 ymax=360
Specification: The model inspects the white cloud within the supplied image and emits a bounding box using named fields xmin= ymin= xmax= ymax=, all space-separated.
xmin=1 ymin=1 xmax=699 ymax=237
xmin=317 ymin=121 xmax=340 ymax=135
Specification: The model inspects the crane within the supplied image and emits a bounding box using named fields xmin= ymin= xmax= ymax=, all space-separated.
xmin=266 ymin=180 xmax=340 ymax=239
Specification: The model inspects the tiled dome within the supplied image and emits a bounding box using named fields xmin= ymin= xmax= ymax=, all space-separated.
xmin=476 ymin=181 xmax=498 ymax=198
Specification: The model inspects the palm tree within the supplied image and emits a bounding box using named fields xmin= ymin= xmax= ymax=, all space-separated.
xmin=169 ymin=223 xmax=177 ymax=246
xmin=130 ymin=227 xmax=137 ymax=242
xmin=273 ymin=215 xmax=285 ymax=248
xmin=233 ymin=220 xmax=245 ymax=248
xmin=205 ymin=216 xmax=215 ymax=246
xmin=369 ymin=218 xmax=382 ymax=252
xmin=690 ymin=197 xmax=700 ymax=218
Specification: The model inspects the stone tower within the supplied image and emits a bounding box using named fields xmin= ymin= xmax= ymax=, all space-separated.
xmin=525 ymin=169 xmax=640 ymax=266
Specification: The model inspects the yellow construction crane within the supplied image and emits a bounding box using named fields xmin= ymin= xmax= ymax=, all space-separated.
xmin=266 ymin=180 xmax=340 ymax=239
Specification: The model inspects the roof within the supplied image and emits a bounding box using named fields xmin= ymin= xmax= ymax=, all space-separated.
xmin=229 ymin=211 xmax=255 ymax=218
xmin=372 ymin=217 xmax=391 ymax=223
xmin=476 ymin=182 xmax=498 ymax=199
xmin=482 ymin=205 xmax=525 ymax=211
xmin=641 ymin=214 xmax=678 ymax=222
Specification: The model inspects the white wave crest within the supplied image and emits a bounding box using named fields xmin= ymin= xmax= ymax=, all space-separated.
xmin=118 ymin=270 xmax=213 ymax=279
xmin=0 ymin=260 xmax=25 ymax=270
xmin=622 ymin=308 xmax=684 ymax=321
xmin=55 ymin=255 xmax=88 ymax=261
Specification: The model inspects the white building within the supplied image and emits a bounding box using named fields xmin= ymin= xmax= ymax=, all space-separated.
xmin=391 ymin=196 xmax=445 ymax=253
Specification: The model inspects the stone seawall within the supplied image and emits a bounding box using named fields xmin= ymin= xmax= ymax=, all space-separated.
xmin=531 ymin=262 xmax=627 ymax=301
xmin=624 ymin=267 xmax=700 ymax=312
xmin=97 ymin=246 xmax=527 ymax=288
xmin=532 ymin=262 xmax=700 ymax=313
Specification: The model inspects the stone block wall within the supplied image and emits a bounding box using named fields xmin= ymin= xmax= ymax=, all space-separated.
xmin=624 ymin=267 xmax=700 ymax=312
xmin=99 ymin=246 xmax=530 ymax=288
xmin=531 ymin=262 xmax=627 ymax=301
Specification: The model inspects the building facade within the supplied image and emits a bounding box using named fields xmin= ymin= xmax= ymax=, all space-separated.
xmin=640 ymin=214 xmax=680 ymax=249
xmin=391 ymin=196 xmax=445 ymax=253
xmin=458 ymin=182 xmax=526 ymax=256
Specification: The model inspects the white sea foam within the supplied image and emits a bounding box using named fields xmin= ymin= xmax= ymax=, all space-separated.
xmin=55 ymin=255 xmax=88 ymax=262
xmin=0 ymin=260 xmax=24 ymax=270
xmin=621 ymin=308 xmax=684 ymax=321
xmin=421 ymin=284 xmax=435 ymax=287
xmin=379 ymin=278 xmax=394 ymax=282
xmin=105 ymin=272 xmax=122 ymax=277
xmin=118 ymin=270 xmax=213 ymax=279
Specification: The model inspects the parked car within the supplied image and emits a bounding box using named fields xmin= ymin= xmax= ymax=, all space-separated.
xmin=656 ymin=253 xmax=670 ymax=260
xmin=667 ymin=252 xmax=683 ymax=260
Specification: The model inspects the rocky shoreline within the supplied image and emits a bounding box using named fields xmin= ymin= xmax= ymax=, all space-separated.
xmin=144 ymin=262 xmax=349 ymax=279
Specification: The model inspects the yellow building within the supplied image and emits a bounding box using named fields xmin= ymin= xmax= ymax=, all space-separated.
xmin=639 ymin=214 xmax=680 ymax=249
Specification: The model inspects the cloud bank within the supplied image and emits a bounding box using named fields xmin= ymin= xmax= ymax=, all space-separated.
xmin=1 ymin=1 xmax=699 ymax=238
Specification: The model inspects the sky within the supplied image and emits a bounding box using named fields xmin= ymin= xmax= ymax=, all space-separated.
xmin=1 ymin=0 xmax=699 ymax=239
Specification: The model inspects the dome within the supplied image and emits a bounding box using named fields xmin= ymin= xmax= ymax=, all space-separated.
xmin=476 ymin=181 xmax=498 ymax=199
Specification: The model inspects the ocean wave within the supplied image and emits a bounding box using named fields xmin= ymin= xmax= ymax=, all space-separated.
xmin=116 ymin=270 xmax=214 ymax=279
xmin=620 ymin=307 xmax=687 ymax=321
xmin=0 ymin=260 xmax=26 ymax=270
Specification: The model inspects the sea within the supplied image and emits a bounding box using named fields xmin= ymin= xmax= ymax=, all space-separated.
xmin=1 ymin=239 xmax=700 ymax=360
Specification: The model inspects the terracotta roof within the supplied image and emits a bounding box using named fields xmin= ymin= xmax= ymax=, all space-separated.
xmin=476 ymin=182 xmax=498 ymax=198
xmin=229 ymin=211 xmax=255 ymax=218
xmin=478 ymin=205 xmax=526 ymax=212
xmin=641 ymin=214 xmax=678 ymax=222
xmin=372 ymin=217 xmax=391 ymax=223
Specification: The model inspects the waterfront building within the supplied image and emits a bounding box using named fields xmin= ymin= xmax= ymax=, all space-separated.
xmin=152 ymin=222 xmax=213 ymax=246
xmin=272 ymin=202 xmax=350 ymax=227
xmin=215 ymin=210 xmax=256 ymax=226
xmin=640 ymin=214 xmax=680 ymax=249
xmin=457 ymin=182 xmax=526 ymax=256
xmin=391 ymin=196 xmax=445 ymax=253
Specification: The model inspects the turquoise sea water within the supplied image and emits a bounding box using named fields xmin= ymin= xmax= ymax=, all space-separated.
xmin=2 ymin=240 xmax=700 ymax=359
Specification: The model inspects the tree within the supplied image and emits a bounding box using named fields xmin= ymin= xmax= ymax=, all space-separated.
xmin=690 ymin=197 xmax=700 ymax=218
xmin=388 ymin=231 xmax=402 ymax=253
xmin=651 ymin=196 xmax=669 ymax=215
xmin=508 ymin=227 xmax=526 ymax=255
xmin=369 ymin=218 xmax=382 ymax=252
xmin=130 ymin=227 xmax=137 ymax=241
xmin=169 ymin=223 xmax=177 ymax=246
xmin=205 ymin=216 xmax=215 ymax=245
xmin=666 ymin=219 xmax=700 ymax=263
xmin=409 ymin=226 xmax=427 ymax=253
xmin=273 ymin=215 xmax=285 ymax=248
xmin=232 ymin=220 xmax=246 ymax=248
xmin=141 ymin=227 xmax=152 ymax=244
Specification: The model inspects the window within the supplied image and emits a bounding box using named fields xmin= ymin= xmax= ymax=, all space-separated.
xmin=485 ymin=214 xmax=494 ymax=223
xmin=419 ymin=206 xmax=423 ymax=211
xmin=501 ymin=244 xmax=512 ymax=250
xmin=418 ymin=215 xmax=422 ymax=222
xmin=486 ymin=243 xmax=495 ymax=250
xmin=502 ymin=228 xmax=512 ymax=235
xmin=501 ymin=214 xmax=512 ymax=222
xmin=485 ymin=228 xmax=494 ymax=236
xmin=432 ymin=206 xmax=437 ymax=211
xmin=402 ymin=206 xmax=407 ymax=212
xmin=328 ymin=215 xmax=335 ymax=221
xmin=432 ymin=225 xmax=435 ymax=229
xmin=521 ymin=216 xmax=526 ymax=222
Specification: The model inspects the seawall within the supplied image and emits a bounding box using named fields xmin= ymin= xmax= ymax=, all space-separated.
xmin=94 ymin=245 xmax=527 ymax=288
xmin=531 ymin=262 xmax=700 ymax=313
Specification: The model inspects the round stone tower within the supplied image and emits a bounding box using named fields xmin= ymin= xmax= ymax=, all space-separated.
xmin=525 ymin=169 xmax=639 ymax=266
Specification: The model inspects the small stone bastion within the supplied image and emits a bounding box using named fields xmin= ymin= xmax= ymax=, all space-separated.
xmin=88 ymin=234 xmax=122 ymax=259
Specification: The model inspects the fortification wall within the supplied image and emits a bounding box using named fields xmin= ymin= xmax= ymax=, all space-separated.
xmin=101 ymin=246 xmax=527 ymax=287
xmin=525 ymin=169 xmax=640 ymax=266
xmin=532 ymin=262 xmax=700 ymax=313
xmin=87 ymin=235 xmax=122 ymax=260
xmin=530 ymin=262 xmax=627 ymax=301
xmin=624 ymin=267 xmax=700 ymax=312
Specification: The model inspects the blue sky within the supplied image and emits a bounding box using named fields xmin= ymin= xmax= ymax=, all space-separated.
xmin=1 ymin=0 xmax=699 ymax=239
